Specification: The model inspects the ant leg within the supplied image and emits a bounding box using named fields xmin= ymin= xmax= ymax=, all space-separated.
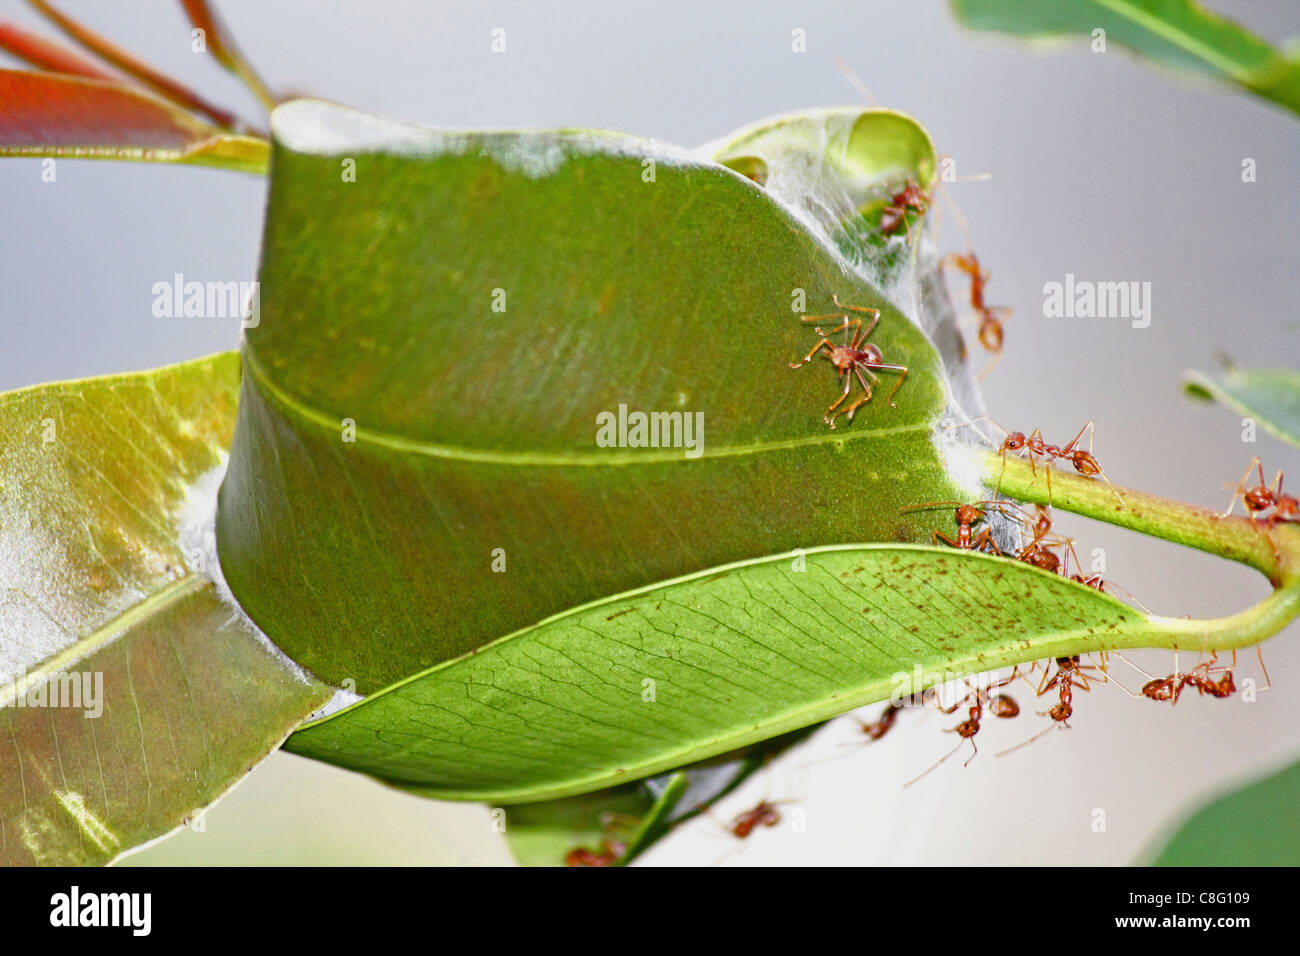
xmin=940 ymin=252 xmax=968 ymax=273
xmin=1218 ymin=457 xmax=1261 ymax=518
xmin=799 ymin=312 xmax=853 ymax=325
xmin=1101 ymin=656 xmax=1145 ymax=699
xmin=1256 ymin=646 xmax=1272 ymax=693
xmin=841 ymin=395 xmax=874 ymax=423
xmin=986 ymin=666 xmax=1021 ymax=691
xmin=802 ymin=315 xmax=860 ymax=342
xmin=930 ymin=680 xmax=973 ymax=715
xmin=829 ymin=298 xmax=880 ymax=343
xmin=866 ymin=362 xmax=909 ymax=407
xmin=962 ymin=737 xmax=978 ymax=768
xmin=969 ymin=528 xmax=1002 ymax=556
xmin=830 ymin=295 xmax=881 ymax=318
xmin=790 ymin=338 xmax=834 ymax=369
xmin=841 ymin=368 xmax=875 ymax=422
xmin=1061 ymin=420 xmax=1095 ymax=457
xmin=1092 ymin=466 xmax=1128 ymax=511
xmin=1036 ymin=662 xmax=1059 ymax=697
xmin=978 ymin=350 xmax=1002 ymax=381
xmin=994 ymin=449 xmax=1009 ymax=500
xmin=825 ymin=377 xmax=854 ymax=427
xmin=931 ymin=530 xmax=962 ymax=549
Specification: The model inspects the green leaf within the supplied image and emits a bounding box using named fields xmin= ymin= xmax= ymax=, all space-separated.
xmin=0 ymin=354 xmax=331 ymax=864
xmin=1183 ymin=364 xmax=1300 ymax=448
xmin=286 ymin=544 xmax=1157 ymax=802
xmin=1149 ymin=754 xmax=1300 ymax=865
xmin=0 ymin=69 xmax=268 ymax=172
xmin=949 ymin=0 xmax=1300 ymax=117
xmin=217 ymin=100 xmax=970 ymax=697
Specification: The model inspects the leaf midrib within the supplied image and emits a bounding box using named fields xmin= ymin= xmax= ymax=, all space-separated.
xmin=1 ymin=576 xmax=206 ymax=706
xmin=1091 ymin=0 xmax=1270 ymax=82
xmin=244 ymin=347 xmax=934 ymax=466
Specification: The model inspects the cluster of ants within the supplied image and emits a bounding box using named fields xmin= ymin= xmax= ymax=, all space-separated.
xmin=881 ymin=448 xmax=1292 ymax=786
xmin=789 ymin=179 xmax=1010 ymax=427
xmin=858 ymin=642 xmax=1269 ymax=790
xmin=564 ymin=444 xmax=1293 ymax=863
xmin=566 ymin=646 xmax=1267 ymax=865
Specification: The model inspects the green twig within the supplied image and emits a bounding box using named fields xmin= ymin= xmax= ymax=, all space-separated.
xmin=985 ymin=451 xmax=1300 ymax=653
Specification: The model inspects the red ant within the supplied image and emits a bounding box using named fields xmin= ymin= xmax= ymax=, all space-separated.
xmin=943 ymin=251 xmax=1012 ymax=378
xmin=879 ymin=180 xmax=931 ymax=243
xmin=1035 ymin=654 xmax=1106 ymax=700
xmin=564 ymin=838 xmax=625 ymax=867
xmin=789 ymin=294 xmax=909 ymax=427
xmin=1009 ymin=503 xmax=1072 ymax=575
xmin=997 ymin=655 xmax=1106 ymax=757
xmin=728 ymin=799 xmax=784 ymax=839
xmin=900 ymin=499 xmax=1017 ymax=555
xmin=950 ymin=418 xmax=1126 ymax=510
xmin=563 ymin=811 xmax=636 ymax=866
xmin=1135 ymin=660 xmax=1231 ymax=704
xmin=1008 ymin=507 xmax=1154 ymax=612
xmin=905 ymin=673 xmax=1022 ymax=785
xmin=855 ymin=701 xmax=903 ymax=740
xmin=1117 ymin=648 xmax=1268 ymax=705
xmin=1219 ymin=458 xmax=1298 ymax=529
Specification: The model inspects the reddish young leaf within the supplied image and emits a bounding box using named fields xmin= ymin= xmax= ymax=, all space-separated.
xmin=0 ymin=69 xmax=267 ymax=171
xmin=0 ymin=17 xmax=118 ymax=81
xmin=28 ymin=0 xmax=249 ymax=131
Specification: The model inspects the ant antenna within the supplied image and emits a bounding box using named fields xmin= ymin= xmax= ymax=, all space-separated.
xmin=834 ymin=57 xmax=876 ymax=105
xmin=995 ymin=717 xmax=1064 ymax=758
xmin=903 ymin=737 xmax=972 ymax=788
xmin=944 ymin=415 xmax=1010 ymax=441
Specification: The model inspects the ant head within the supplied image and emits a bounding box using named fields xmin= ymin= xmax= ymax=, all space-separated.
xmin=1003 ymin=432 xmax=1026 ymax=452
xmin=1243 ymin=487 xmax=1274 ymax=512
xmin=1048 ymin=702 xmax=1072 ymax=722
xmin=955 ymin=504 xmax=984 ymax=525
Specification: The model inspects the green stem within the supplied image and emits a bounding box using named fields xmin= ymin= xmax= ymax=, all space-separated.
xmin=984 ymin=451 xmax=1300 ymax=653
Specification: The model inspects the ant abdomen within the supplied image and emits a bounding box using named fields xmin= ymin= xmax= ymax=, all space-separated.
xmin=988 ymin=695 xmax=1019 ymax=718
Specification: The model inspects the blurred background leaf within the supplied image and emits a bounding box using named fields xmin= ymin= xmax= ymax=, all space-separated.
xmin=949 ymin=0 xmax=1300 ymax=117
xmin=1149 ymin=752 xmax=1300 ymax=864
xmin=1184 ymin=362 xmax=1300 ymax=448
